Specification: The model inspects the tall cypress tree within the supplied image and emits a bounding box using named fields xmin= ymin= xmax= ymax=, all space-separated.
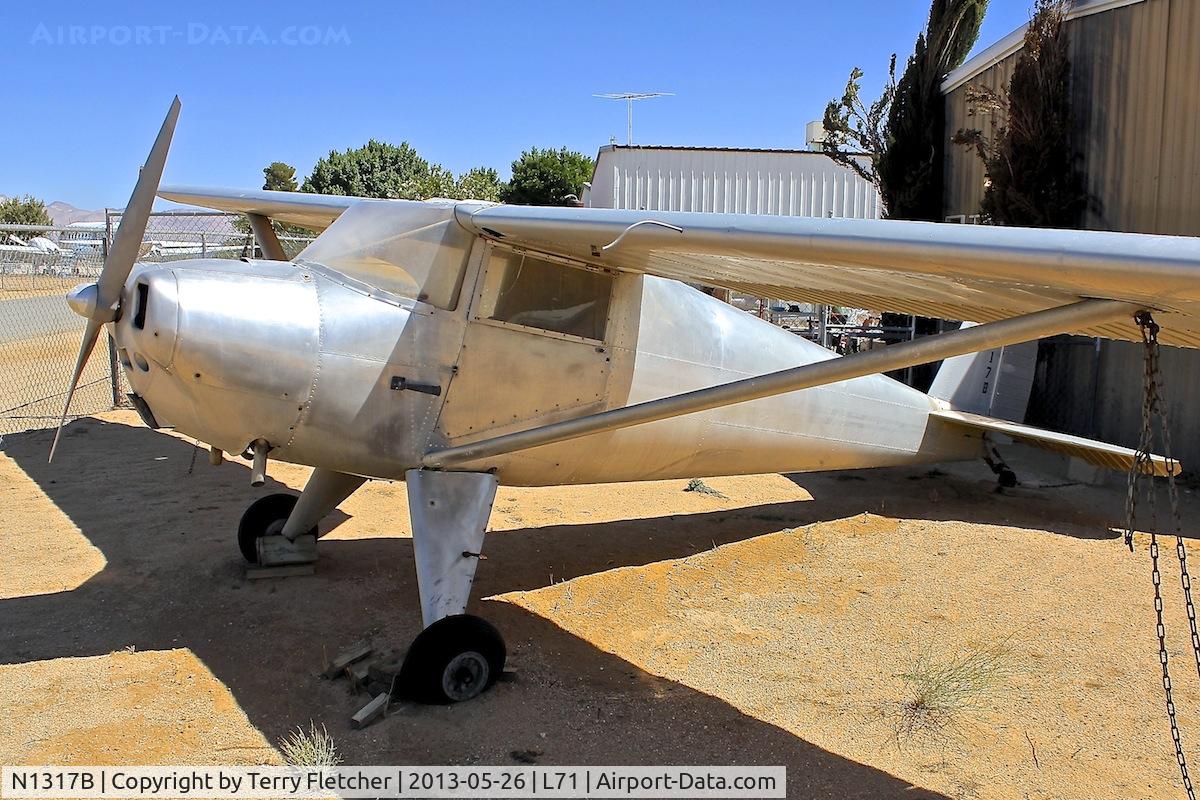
xmin=879 ymin=0 xmax=988 ymax=220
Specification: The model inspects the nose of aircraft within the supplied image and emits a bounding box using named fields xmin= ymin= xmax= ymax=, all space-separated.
xmin=65 ymin=282 xmax=99 ymax=319
xmin=110 ymin=259 xmax=322 ymax=458
xmin=116 ymin=266 xmax=180 ymax=371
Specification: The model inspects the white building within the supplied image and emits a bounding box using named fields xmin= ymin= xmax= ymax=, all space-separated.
xmin=584 ymin=144 xmax=881 ymax=220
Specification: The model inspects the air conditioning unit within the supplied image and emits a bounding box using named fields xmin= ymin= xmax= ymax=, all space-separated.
xmin=805 ymin=121 xmax=829 ymax=149
xmin=944 ymin=214 xmax=986 ymax=224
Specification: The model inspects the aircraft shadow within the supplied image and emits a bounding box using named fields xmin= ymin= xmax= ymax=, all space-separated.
xmin=781 ymin=455 xmax=1199 ymax=543
xmin=5 ymin=417 xmax=1109 ymax=798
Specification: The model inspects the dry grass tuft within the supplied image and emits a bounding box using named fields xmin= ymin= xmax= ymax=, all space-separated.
xmin=884 ymin=642 xmax=1015 ymax=750
xmin=278 ymin=722 xmax=341 ymax=767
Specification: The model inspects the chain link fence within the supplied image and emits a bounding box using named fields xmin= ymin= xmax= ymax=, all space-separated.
xmin=1026 ymin=333 xmax=1200 ymax=479
xmin=0 ymin=212 xmax=315 ymax=437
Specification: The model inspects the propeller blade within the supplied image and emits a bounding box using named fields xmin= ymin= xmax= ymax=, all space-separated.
xmin=49 ymin=318 xmax=103 ymax=462
xmin=95 ymin=96 xmax=181 ymax=316
xmin=49 ymin=96 xmax=181 ymax=462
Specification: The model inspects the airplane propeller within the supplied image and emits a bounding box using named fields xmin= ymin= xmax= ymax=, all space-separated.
xmin=50 ymin=96 xmax=181 ymax=462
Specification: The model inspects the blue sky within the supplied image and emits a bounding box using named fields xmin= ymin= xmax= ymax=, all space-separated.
xmin=0 ymin=1 xmax=1033 ymax=210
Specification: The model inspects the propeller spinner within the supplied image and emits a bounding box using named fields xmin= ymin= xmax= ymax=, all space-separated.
xmin=50 ymin=96 xmax=181 ymax=461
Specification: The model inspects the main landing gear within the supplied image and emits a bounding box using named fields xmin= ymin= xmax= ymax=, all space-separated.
xmin=399 ymin=468 xmax=503 ymax=703
xmin=237 ymin=493 xmax=314 ymax=563
xmin=235 ymin=466 xmax=504 ymax=704
xmin=401 ymin=614 xmax=506 ymax=703
xmin=238 ymin=469 xmax=365 ymax=566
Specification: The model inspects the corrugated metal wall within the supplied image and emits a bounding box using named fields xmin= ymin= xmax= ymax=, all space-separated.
xmin=1069 ymin=0 xmax=1200 ymax=234
xmin=944 ymin=57 xmax=1015 ymax=223
xmin=943 ymin=0 xmax=1200 ymax=471
xmin=944 ymin=0 xmax=1200 ymax=234
xmin=589 ymin=147 xmax=882 ymax=219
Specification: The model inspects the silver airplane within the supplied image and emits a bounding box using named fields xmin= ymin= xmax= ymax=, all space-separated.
xmin=54 ymin=99 xmax=1199 ymax=703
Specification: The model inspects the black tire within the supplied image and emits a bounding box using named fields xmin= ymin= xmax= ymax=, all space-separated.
xmin=399 ymin=615 xmax=506 ymax=704
xmin=998 ymin=468 xmax=1018 ymax=488
xmin=237 ymin=493 xmax=316 ymax=564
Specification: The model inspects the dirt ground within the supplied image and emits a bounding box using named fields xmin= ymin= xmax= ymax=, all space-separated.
xmin=3 ymin=410 xmax=1200 ymax=799
xmin=0 ymin=334 xmax=113 ymax=436
xmin=0 ymin=275 xmax=80 ymax=302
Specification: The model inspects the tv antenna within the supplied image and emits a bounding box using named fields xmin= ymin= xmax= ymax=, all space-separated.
xmin=595 ymin=92 xmax=673 ymax=145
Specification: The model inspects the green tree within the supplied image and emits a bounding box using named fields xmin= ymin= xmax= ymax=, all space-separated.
xmin=301 ymin=140 xmax=455 ymax=200
xmin=953 ymin=0 xmax=1086 ymax=227
xmin=456 ymin=167 xmax=503 ymax=202
xmin=879 ymin=0 xmax=988 ymax=220
xmin=0 ymin=194 xmax=52 ymax=227
xmin=414 ymin=164 xmax=459 ymax=200
xmin=500 ymin=148 xmax=594 ymax=206
xmin=821 ymin=61 xmax=897 ymax=191
xmin=263 ymin=161 xmax=298 ymax=192
xmin=823 ymin=0 xmax=988 ymax=219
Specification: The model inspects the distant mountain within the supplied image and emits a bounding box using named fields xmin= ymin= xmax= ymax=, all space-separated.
xmin=47 ymin=201 xmax=106 ymax=226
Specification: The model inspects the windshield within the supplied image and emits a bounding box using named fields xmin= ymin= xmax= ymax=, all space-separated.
xmin=297 ymin=199 xmax=474 ymax=310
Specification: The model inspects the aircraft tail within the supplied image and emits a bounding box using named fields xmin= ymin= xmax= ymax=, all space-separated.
xmin=926 ymin=328 xmax=1179 ymax=476
xmin=927 ymin=323 xmax=1038 ymax=423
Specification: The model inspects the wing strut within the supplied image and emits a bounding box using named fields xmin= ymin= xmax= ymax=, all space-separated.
xmin=423 ymin=299 xmax=1139 ymax=469
xmin=247 ymin=213 xmax=287 ymax=261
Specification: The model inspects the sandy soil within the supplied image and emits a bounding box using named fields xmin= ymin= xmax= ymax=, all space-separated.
xmin=0 ymin=335 xmax=114 ymax=436
xmin=0 ymin=275 xmax=81 ymax=301
xmin=0 ymin=650 xmax=278 ymax=766
xmin=2 ymin=409 xmax=1200 ymax=799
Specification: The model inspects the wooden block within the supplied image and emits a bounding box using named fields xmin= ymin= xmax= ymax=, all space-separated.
xmin=323 ymin=640 xmax=372 ymax=679
xmin=351 ymin=692 xmax=390 ymax=729
xmin=349 ymin=660 xmax=371 ymax=685
xmin=257 ymin=533 xmax=317 ymax=566
xmin=367 ymin=653 xmax=405 ymax=686
xmin=245 ymin=563 xmax=316 ymax=580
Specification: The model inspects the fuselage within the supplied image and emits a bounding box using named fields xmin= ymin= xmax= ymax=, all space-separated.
xmin=112 ymin=201 xmax=979 ymax=486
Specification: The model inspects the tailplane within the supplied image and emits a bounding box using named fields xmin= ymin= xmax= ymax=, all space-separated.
xmin=930 ymin=408 xmax=1178 ymax=477
xmin=927 ymin=326 xmax=1178 ymax=476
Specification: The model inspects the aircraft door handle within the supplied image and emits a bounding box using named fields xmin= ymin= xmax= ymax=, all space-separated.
xmin=390 ymin=376 xmax=442 ymax=396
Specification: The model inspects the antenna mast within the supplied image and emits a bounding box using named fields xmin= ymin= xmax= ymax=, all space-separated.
xmin=594 ymin=92 xmax=673 ymax=145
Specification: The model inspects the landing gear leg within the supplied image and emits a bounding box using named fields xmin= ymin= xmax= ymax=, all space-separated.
xmin=399 ymin=469 xmax=504 ymax=703
xmin=240 ymin=468 xmax=366 ymax=565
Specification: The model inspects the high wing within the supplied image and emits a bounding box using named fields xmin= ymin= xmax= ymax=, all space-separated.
xmin=156 ymin=190 xmax=1200 ymax=347
xmin=454 ymin=205 xmax=1200 ymax=349
xmin=158 ymin=185 xmax=357 ymax=232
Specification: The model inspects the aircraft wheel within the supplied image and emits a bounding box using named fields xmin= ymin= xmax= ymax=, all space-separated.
xmin=998 ymin=468 xmax=1018 ymax=488
xmin=400 ymin=615 xmax=506 ymax=704
xmin=237 ymin=493 xmax=315 ymax=563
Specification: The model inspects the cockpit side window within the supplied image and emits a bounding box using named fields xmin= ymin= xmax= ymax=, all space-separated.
xmin=297 ymin=201 xmax=473 ymax=310
xmin=478 ymin=249 xmax=613 ymax=341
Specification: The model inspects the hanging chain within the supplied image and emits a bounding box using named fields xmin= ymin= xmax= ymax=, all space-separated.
xmin=187 ymin=439 xmax=199 ymax=475
xmin=1126 ymin=311 xmax=1196 ymax=800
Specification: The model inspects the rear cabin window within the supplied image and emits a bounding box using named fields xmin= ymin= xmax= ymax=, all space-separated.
xmin=479 ymin=249 xmax=613 ymax=341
